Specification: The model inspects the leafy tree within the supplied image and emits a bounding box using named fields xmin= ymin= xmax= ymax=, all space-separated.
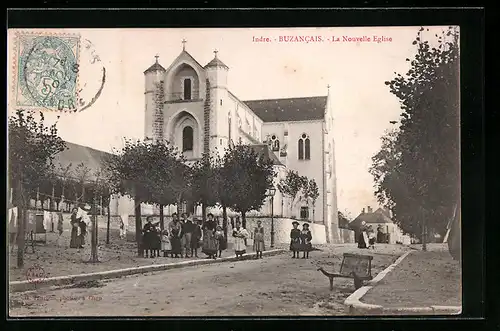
xmin=8 ymin=109 xmax=66 ymax=267
xmin=221 ymin=143 xmax=276 ymax=228
xmin=74 ymin=162 xmax=92 ymax=203
xmin=190 ymin=153 xmax=219 ymax=222
xmin=371 ymin=26 xmax=459 ymax=251
xmin=148 ymin=143 xmax=187 ymax=229
xmin=277 ymin=170 xmax=306 ymax=217
xmin=104 ymin=139 xmax=187 ymax=255
xmin=305 ymin=179 xmax=319 ymax=221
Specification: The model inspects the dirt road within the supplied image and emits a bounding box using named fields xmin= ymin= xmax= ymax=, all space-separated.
xmin=9 ymin=244 xmax=409 ymax=317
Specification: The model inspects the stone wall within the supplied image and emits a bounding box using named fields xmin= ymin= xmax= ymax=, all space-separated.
xmin=233 ymin=217 xmax=327 ymax=246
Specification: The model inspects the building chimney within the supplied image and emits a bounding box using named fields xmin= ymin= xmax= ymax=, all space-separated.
xmin=367 ymin=206 xmax=372 ymax=213
xmin=362 ymin=208 xmax=365 ymax=214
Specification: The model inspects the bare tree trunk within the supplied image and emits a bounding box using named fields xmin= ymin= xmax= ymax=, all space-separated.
xmin=201 ymin=201 xmax=207 ymax=224
xmin=241 ymin=212 xmax=247 ymax=229
xmin=106 ymin=202 xmax=111 ymax=244
xmin=241 ymin=211 xmax=247 ymax=246
xmin=159 ymin=204 xmax=164 ymax=231
xmin=90 ymin=191 xmax=99 ymax=262
xmin=134 ymin=195 xmax=143 ymax=257
xmin=16 ymin=179 xmax=26 ymax=268
xmin=222 ymin=206 xmax=228 ymax=239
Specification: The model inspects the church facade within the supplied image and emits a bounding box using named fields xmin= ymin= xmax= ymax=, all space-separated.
xmin=144 ymin=44 xmax=340 ymax=243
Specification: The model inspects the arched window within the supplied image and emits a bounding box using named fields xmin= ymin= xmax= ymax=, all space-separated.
xmin=182 ymin=126 xmax=194 ymax=152
xmin=270 ymin=134 xmax=280 ymax=152
xmin=298 ymin=139 xmax=304 ymax=160
xmin=298 ymin=133 xmax=310 ymax=160
xmin=305 ymin=138 xmax=310 ymax=160
xmin=183 ymin=78 xmax=192 ymax=100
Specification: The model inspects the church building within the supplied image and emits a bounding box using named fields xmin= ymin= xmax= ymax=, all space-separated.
xmin=144 ymin=42 xmax=340 ymax=243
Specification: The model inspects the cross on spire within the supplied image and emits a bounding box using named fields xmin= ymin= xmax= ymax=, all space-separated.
xmin=327 ymin=84 xmax=330 ymax=89
xmin=182 ymin=39 xmax=187 ymax=50
xmin=154 ymin=54 xmax=159 ymax=63
xmin=214 ymin=49 xmax=218 ymax=57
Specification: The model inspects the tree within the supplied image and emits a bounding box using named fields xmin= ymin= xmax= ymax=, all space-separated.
xmin=371 ymin=26 xmax=459 ymax=251
xmin=8 ymin=109 xmax=66 ymax=267
xmin=190 ymin=153 xmax=219 ymax=223
xmin=277 ymin=170 xmax=306 ymax=217
xmin=305 ymin=179 xmax=319 ymax=222
xmin=74 ymin=162 xmax=91 ymax=204
xmin=104 ymin=139 xmax=187 ymax=256
xmin=221 ymin=143 xmax=276 ymax=228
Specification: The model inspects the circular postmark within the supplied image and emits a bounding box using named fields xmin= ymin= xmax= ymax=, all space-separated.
xmin=25 ymin=263 xmax=47 ymax=284
xmin=15 ymin=32 xmax=106 ymax=113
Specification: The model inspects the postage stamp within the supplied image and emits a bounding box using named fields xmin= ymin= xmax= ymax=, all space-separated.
xmin=13 ymin=31 xmax=81 ymax=112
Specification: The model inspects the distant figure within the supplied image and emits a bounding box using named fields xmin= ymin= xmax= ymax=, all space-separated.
xmin=168 ymin=213 xmax=182 ymax=258
xmin=367 ymin=225 xmax=376 ymax=249
xmin=290 ymin=221 xmax=301 ymax=258
xmin=376 ymin=225 xmax=384 ymax=243
xmin=181 ymin=213 xmax=194 ymax=258
xmin=119 ymin=218 xmax=126 ymax=239
xmin=191 ymin=219 xmax=202 ymax=258
xmin=153 ymin=222 xmax=162 ymax=257
xmin=70 ymin=208 xmax=81 ymax=248
xmin=202 ymin=213 xmax=218 ymax=259
xmin=252 ymin=220 xmax=265 ymax=259
xmin=299 ymin=223 xmax=313 ymax=259
xmin=357 ymin=221 xmax=368 ymax=249
xmin=142 ymin=216 xmax=155 ymax=258
xmin=76 ymin=206 xmax=90 ymax=248
xmin=161 ymin=229 xmax=171 ymax=257
xmin=215 ymin=225 xmax=225 ymax=258
xmin=232 ymin=219 xmax=249 ymax=259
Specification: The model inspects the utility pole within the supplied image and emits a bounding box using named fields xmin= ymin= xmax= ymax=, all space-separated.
xmin=90 ymin=179 xmax=99 ymax=262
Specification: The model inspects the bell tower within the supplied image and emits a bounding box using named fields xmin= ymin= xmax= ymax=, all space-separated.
xmin=204 ymin=50 xmax=229 ymax=157
xmin=144 ymin=55 xmax=166 ymax=141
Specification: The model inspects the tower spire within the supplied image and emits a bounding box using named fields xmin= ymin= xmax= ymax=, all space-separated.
xmin=182 ymin=39 xmax=187 ymax=51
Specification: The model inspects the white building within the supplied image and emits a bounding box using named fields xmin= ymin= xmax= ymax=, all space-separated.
xmin=143 ymin=44 xmax=340 ymax=242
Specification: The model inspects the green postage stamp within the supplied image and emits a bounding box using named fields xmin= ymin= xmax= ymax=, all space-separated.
xmin=13 ymin=31 xmax=81 ymax=112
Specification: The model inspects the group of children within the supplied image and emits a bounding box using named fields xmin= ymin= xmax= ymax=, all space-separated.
xmin=139 ymin=213 xmax=272 ymax=260
xmin=141 ymin=213 xmax=228 ymax=259
xmin=289 ymin=221 xmax=313 ymax=259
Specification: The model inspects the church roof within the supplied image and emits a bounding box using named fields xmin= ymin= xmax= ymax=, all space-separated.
xmin=249 ymin=144 xmax=284 ymax=166
xmin=54 ymin=141 xmax=113 ymax=181
xmin=144 ymin=60 xmax=166 ymax=74
xmin=243 ymin=96 xmax=327 ymax=122
xmin=349 ymin=210 xmax=393 ymax=230
xmin=204 ymin=56 xmax=229 ymax=69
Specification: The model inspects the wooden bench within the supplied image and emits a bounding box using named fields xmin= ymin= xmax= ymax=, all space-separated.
xmin=318 ymin=253 xmax=373 ymax=290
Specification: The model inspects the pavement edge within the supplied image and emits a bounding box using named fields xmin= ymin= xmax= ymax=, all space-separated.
xmin=343 ymin=250 xmax=462 ymax=315
xmin=10 ymin=249 xmax=286 ymax=293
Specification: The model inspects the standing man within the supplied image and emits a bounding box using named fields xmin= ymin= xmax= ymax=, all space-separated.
xmin=180 ymin=213 xmax=194 ymax=258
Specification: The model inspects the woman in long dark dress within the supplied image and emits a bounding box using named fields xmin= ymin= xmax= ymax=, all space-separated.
xmin=299 ymin=223 xmax=313 ymax=259
xmin=191 ymin=219 xmax=202 ymax=258
xmin=169 ymin=215 xmax=182 ymax=258
xmin=69 ymin=208 xmax=80 ymax=248
xmin=290 ymin=221 xmax=301 ymax=258
xmin=142 ymin=217 xmax=155 ymax=258
xmin=202 ymin=213 xmax=218 ymax=259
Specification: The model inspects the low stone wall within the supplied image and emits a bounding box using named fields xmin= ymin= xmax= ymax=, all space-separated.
xmin=116 ymin=215 xmax=327 ymax=246
xmin=235 ymin=217 xmax=327 ymax=246
xmin=24 ymin=212 xmax=331 ymax=246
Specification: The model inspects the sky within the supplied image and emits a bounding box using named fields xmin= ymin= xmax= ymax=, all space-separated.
xmin=7 ymin=26 xmax=452 ymax=218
